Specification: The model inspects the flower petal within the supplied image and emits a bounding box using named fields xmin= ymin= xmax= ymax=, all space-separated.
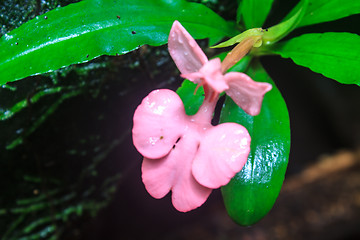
xmin=132 ymin=89 xmax=185 ymax=159
xmin=181 ymin=58 xmax=229 ymax=92
xmin=198 ymin=58 xmax=229 ymax=93
xmin=142 ymin=156 xmax=173 ymax=199
xmin=224 ymin=72 xmax=272 ymax=116
xmin=168 ymin=20 xmax=208 ymax=75
xmin=142 ymin=133 xmax=212 ymax=212
xmin=192 ymin=123 xmax=251 ymax=189
xmin=170 ymin=134 xmax=212 ymax=212
xmin=171 ymin=170 xmax=212 ymax=212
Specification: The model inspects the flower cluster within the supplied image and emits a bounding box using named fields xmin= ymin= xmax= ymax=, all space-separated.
xmin=132 ymin=21 xmax=272 ymax=212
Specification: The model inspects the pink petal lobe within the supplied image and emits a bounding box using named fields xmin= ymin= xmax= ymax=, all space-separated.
xmin=224 ymin=72 xmax=272 ymax=116
xmin=132 ymin=89 xmax=185 ymax=159
xmin=170 ymin=134 xmax=212 ymax=212
xmin=171 ymin=171 xmax=212 ymax=212
xmin=142 ymin=133 xmax=211 ymax=212
xmin=168 ymin=21 xmax=208 ymax=75
xmin=192 ymin=123 xmax=251 ymax=189
xmin=180 ymin=72 xmax=203 ymax=85
xmin=142 ymin=156 xmax=173 ymax=199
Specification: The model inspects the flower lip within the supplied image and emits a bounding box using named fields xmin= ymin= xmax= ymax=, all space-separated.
xmin=135 ymin=89 xmax=251 ymax=212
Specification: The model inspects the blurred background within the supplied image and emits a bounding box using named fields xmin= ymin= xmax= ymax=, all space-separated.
xmin=1 ymin=0 xmax=359 ymax=239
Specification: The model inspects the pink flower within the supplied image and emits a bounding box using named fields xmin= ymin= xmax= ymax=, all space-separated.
xmin=168 ymin=21 xmax=272 ymax=116
xmin=132 ymin=21 xmax=272 ymax=212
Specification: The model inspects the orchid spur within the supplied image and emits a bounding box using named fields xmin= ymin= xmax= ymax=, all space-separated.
xmin=132 ymin=21 xmax=272 ymax=212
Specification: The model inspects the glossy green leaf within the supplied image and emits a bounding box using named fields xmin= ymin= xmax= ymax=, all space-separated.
xmin=239 ymin=0 xmax=275 ymax=28
xmin=220 ymin=60 xmax=290 ymax=226
xmin=0 ymin=0 xmax=236 ymax=84
xmin=271 ymin=32 xmax=360 ymax=85
xmin=285 ymin=0 xmax=360 ymax=28
xmin=262 ymin=0 xmax=308 ymax=45
xmin=176 ymin=80 xmax=204 ymax=116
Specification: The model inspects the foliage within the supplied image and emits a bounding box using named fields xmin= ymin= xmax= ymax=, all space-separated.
xmin=270 ymin=32 xmax=360 ymax=85
xmin=1 ymin=0 xmax=359 ymax=238
xmin=220 ymin=60 xmax=290 ymax=226
xmin=0 ymin=0 xmax=236 ymax=84
xmin=283 ymin=0 xmax=360 ymax=28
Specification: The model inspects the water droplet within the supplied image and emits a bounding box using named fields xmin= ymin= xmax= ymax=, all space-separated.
xmin=16 ymin=128 xmax=24 ymax=134
xmin=4 ymin=34 xmax=13 ymax=40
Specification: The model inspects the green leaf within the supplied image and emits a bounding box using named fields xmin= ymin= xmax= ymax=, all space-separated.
xmin=262 ymin=0 xmax=308 ymax=45
xmin=220 ymin=60 xmax=290 ymax=226
xmin=271 ymin=32 xmax=360 ymax=85
xmin=176 ymin=80 xmax=204 ymax=116
xmin=285 ymin=0 xmax=360 ymax=28
xmin=211 ymin=28 xmax=263 ymax=48
xmin=236 ymin=0 xmax=243 ymax=24
xmin=239 ymin=0 xmax=275 ymax=28
xmin=0 ymin=0 xmax=236 ymax=84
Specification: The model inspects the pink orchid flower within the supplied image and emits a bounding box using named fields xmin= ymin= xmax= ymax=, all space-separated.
xmin=132 ymin=21 xmax=272 ymax=212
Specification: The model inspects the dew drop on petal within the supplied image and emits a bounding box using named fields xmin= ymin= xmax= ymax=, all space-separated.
xmin=240 ymin=138 xmax=248 ymax=148
xmin=149 ymin=137 xmax=159 ymax=145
